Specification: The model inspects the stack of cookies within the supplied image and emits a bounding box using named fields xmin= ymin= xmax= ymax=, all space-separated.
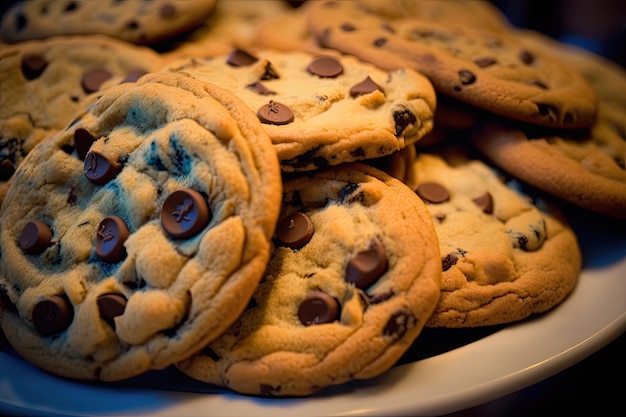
xmin=0 ymin=0 xmax=623 ymax=397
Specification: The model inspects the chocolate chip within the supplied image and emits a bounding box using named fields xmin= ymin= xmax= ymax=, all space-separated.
xmin=19 ymin=220 xmax=52 ymax=254
xmin=161 ymin=188 xmax=211 ymax=239
xmin=442 ymin=253 xmax=458 ymax=271
xmin=473 ymin=57 xmax=497 ymax=68
xmin=373 ymin=37 xmax=388 ymax=47
xmin=96 ymin=216 xmax=130 ymax=263
xmin=159 ymin=3 xmax=177 ymax=19
xmin=393 ymin=107 xmax=416 ymax=136
xmin=15 ymin=12 xmax=27 ymax=32
xmin=383 ymin=310 xmax=416 ymax=338
xmin=96 ymin=293 xmax=127 ymax=329
xmin=73 ymin=128 xmax=96 ymax=160
xmin=416 ymin=182 xmax=449 ymax=204
xmin=32 ymin=295 xmax=73 ymax=336
xmin=246 ymin=81 xmax=275 ymax=95
xmin=369 ymin=291 xmax=393 ymax=304
xmin=226 ymin=48 xmax=258 ymax=67
xmin=341 ymin=23 xmax=356 ymax=31
xmin=345 ymin=237 xmax=388 ymax=289
xmin=349 ymin=76 xmax=384 ymax=97
xmin=81 ymin=68 xmax=113 ymax=94
xmin=0 ymin=158 xmax=15 ymax=181
xmin=83 ymin=150 xmax=122 ymax=185
xmin=21 ymin=54 xmax=48 ymax=80
xmin=472 ymin=191 xmax=494 ymax=214
xmin=120 ymin=69 xmax=147 ymax=84
xmin=307 ymin=56 xmax=343 ymax=78
xmin=257 ymin=100 xmax=294 ymax=125
xmin=274 ymin=212 xmax=314 ymax=249
xmin=63 ymin=1 xmax=79 ymax=12
xmin=519 ymin=50 xmax=535 ymax=65
xmin=527 ymin=79 xmax=549 ymax=90
xmin=298 ymin=291 xmax=339 ymax=325
xmin=458 ymin=69 xmax=476 ymax=85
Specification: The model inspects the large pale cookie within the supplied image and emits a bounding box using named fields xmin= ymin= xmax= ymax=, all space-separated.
xmin=306 ymin=0 xmax=597 ymax=129
xmin=0 ymin=0 xmax=218 ymax=45
xmin=0 ymin=73 xmax=282 ymax=381
xmin=0 ymin=34 xmax=164 ymax=206
xmin=408 ymin=151 xmax=581 ymax=328
xmin=177 ymin=163 xmax=441 ymax=396
xmin=161 ymin=48 xmax=436 ymax=172
xmin=472 ymin=31 xmax=626 ymax=219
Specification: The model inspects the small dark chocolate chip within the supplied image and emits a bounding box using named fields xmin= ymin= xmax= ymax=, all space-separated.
xmin=274 ymin=212 xmax=314 ymax=249
xmin=96 ymin=216 xmax=130 ymax=263
xmin=416 ymin=182 xmax=449 ymax=204
xmin=458 ymin=69 xmax=476 ymax=85
xmin=73 ymin=128 xmax=96 ymax=160
xmin=19 ymin=220 xmax=52 ymax=254
xmin=257 ymin=100 xmax=294 ymax=125
xmin=15 ymin=12 xmax=27 ymax=32
xmin=298 ymin=291 xmax=339 ymax=325
xmin=161 ymin=188 xmax=211 ymax=239
xmin=83 ymin=150 xmax=122 ymax=185
xmin=527 ymin=79 xmax=549 ymax=90
xmin=97 ymin=293 xmax=127 ymax=329
xmin=341 ymin=23 xmax=356 ymax=31
xmin=373 ymin=37 xmax=388 ymax=47
xmin=246 ymin=81 xmax=276 ymax=95
xmin=307 ymin=56 xmax=343 ymax=78
xmin=349 ymin=76 xmax=384 ymax=97
xmin=226 ymin=48 xmax=258 ymax=67
xmin=369 ymin=291 xmax=394 ymax=304
xmin=442 ymin=253 xmax=459 ymax=272
xmin=21 ymin=54 xmax=48 ymax=80
xmin=472 ymin=192 xmax=494 ymax=214
xmin=473 ymin=57 xmax=497 ymax=68
xmin=81 ymin=68 xmax=113 ymax=94
xmin=519 ymin=50 xmax=535 ymax=65
xmin=63 ymin=1 xmax=79 ymax=12
xmin=0 ymin=159 xmax=15 ymax=182
xmin=345 ymin=237 xmax=388 ymax=289
xmin=32 ymin=295 xmax=73 ymax=336
xmin=393 ymin=107 xmax=417 ymax=136
xmin=383 ymin=310 xmax=416 ymax=338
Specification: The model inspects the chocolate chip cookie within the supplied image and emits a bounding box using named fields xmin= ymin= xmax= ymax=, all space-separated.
xmin=0 ymin=73 xmax=282 ymax=381
xmin=177 ymin=163 xmax=441 ymax=396
xmin=0 ymin=34 xmax=164 ymax=206
xmin=408 ymin=150 xmax=581 ymax=328
xmin=161 ymin=48 xmax=436 ymax=171
xmin=305 ymin=0 xmax=597 ymax=128
xmin=0 ymin=0 xmax=218 ymax=45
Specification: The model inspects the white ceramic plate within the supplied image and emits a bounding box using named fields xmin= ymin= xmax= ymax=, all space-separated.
xmin=1 ymin=204 xmax=625 ymax=417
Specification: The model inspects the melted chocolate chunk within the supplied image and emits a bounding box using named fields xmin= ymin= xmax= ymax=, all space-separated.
xmin=416 ymin=182 xmax=449 ymax=204
xmin=246 ymin=81 xmax=275 ymax=95
xmin=260 ymin=384 xmax=281 ymax=396
xmin=345 ymin=237 xmax=388 ymax=289
xmin=383 ymin=310 xmax=416 ymax=338
xmin=97 ymin=293 xmax=127 ymax=329
xmin=0 ymin=158 xmax=15 ymax=181
xmin=96 ymin=216 xmax=130 ymax=263
xmin=472 ymin=191 xmax=494 ymax=214
xmin=257 ymin=100 xmax=294 ymax=125
xmin=274 ymin=212 xmax=314 ymax=249
xmin=73 ymin=128 xmax=96 ymax=160
xmin=298 ymin=291 xmax=339 ymax=325
xmin=442 ymin=253 xmax=459 ymax=272
xmin=307 ymin=56 xmax=343 ymax=78
xmin=161 ymin=188 xmax=211 ymax=239
xmin=350 ymin=76 xmax=384 ymax=97
xmin=19 ymin=220 xmax=52 ymax=254
xmin=83 ymin=150 xmax=122 ymax=185
xmin=81 ymin=69 xmax=113 ymax=94
xmin=393 ymin=107 xmax=416 ymax=136
xmin=226 ymin=48 xmax=258 ymax=67
xmin=458 ymin=69 xmax=476 ymax=85
xmin=32 ymin=295 xmax=73 ymax=336
xmin=21 ymin=54 xmax=48 ymax=80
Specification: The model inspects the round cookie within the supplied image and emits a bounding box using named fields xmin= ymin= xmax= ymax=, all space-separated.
xmin=161 ymin=48 xmax=436 ymax=171
xmin=0 ymin=34 xmax=164 ymax=206
xmin=471 ymin=31 xmax=626 ymax=219
xmin=0 ymin=73 xmax=282 ymax=381
xmin=0 ymin=0 xmax=218 ymax=45
xmin=176 ymin=163 xmax=442 ymax=396
xmin=408 ymin=151 xmax=581 ymax=328
xmin=305 ymin=0 xmax=598 ymax=129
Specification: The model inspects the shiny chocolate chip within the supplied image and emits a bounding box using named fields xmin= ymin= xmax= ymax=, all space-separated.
xmin=21 ymin=54 xmax=48 ymax=80
xmin=416 ymin=182 xmax=449 ymax=204
xmin=226 ymin=48 xmax=258 ymax=67
xmin=307 ymin=56 xmax=343 ymax=78
xmin=161 ymin=188 xmax=211 ymax=239
xmin=298 ymin=291 xmax=339 ymax=325
xmin=246 ymin=81 xmax=276 ymax=95
xmin=345 ymin=237 xmax=388 ymax=289
xmin=19 ymin=220 xmax=52 ymax=254
xmin=83 ymin=150 xmax=122 ymax=185
xmin=0 ymin=159 xmax=15 ymax=181
xmin=458 ymin=69 xmax=476 ymax=85
xmin=274 ymin=212 xmax=314 ymax=249
xmin=32 ymin=295 xmax=73 ymax=336
xmin=349 ymin=76 xmax=384 ymax=97
xmin=472 ymin=191 xmax=494 ymax=214
xmin=81 ymin=68 xmax=113 ymax=94
xmin=73 ymin=128 xmax=96 ymax=160
xmin=96 ymin=216 xmax=130 ymax=263
xmin=257 ymin=100 xmax=294 ymax=125
xmin=97 ymin=293 xmax=127 ymax=329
